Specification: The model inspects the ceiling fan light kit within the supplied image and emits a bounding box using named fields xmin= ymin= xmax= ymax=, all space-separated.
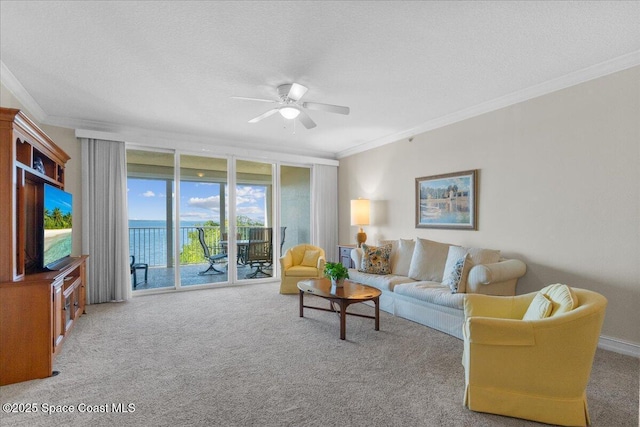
xmin=279 ymin=106 xmax=300 ymax=119
xmin=232 ymin=83 xmax=350 ymax=130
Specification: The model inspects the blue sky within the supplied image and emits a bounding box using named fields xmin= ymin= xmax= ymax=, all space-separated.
xmin=44 ymin=184 xmax=73 ymax=215
xmin=127 ymin=178 xmax=266 ymax=223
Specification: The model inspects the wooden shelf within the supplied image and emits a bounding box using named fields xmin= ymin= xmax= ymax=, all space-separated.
xmin=0 ymin=107 xmax=86 ymax=386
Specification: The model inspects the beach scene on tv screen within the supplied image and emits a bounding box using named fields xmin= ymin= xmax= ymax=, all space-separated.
xmin=43 ymin=188 xmax=72 ymax=266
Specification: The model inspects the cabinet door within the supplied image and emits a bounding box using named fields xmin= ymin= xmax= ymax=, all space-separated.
xmin=72 ymin=284 xmax=83 ymax=320
xmin=52 ymin=283 xmax=64 ymax=353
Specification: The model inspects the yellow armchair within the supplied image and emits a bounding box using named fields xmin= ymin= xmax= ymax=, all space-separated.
xmin=279 ymin=244 xmax=326 ymax=294
xmin=462 ymin=286 xmax=607 ymax=426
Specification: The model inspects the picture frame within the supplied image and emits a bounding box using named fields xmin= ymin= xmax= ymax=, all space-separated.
xmin=415 ymin=169 xmax=478 ymax=230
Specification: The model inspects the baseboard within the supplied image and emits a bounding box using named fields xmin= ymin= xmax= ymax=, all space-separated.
xmin=598 ymin=335 xmax=640 ymax=358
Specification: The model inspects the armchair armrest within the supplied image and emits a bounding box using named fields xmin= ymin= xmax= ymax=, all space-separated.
xmin=316 ymin=255 xmax=326 ymax=272
xmin=467 ymin=259 xmax=526 ymax=295
xmin=280 ymin=251 xmax=293 ymax=271
xmin=464 ymin=316 xmax=535 ymax=346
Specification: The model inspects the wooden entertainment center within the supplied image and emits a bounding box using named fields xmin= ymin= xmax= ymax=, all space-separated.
xmin=0 ymin=107 xmax=88 ymax=386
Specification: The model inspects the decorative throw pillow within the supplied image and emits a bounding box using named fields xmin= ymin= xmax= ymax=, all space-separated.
xmin=301 ymin=250 xmax=320 ymax=267
xmin=443 ymin=253 xmax=470 ymax=293
xmin=539 ymin=283 xmax=578 ymax=316
xmin=442 ymin=246 xmax=467 ymax=277
xmin=522 ymin=292 xmax=553 ymax=320
xmin=359 ymin=243 xmax=392 ymax=275
xmin=408 ymin=238 xmax=450 ymax=282
xmin=378 ymin=239 xmax=398 ymax=272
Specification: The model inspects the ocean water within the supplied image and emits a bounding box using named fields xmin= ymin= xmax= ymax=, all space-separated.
xmin=129 ymin=220 xmax=205 ymax=228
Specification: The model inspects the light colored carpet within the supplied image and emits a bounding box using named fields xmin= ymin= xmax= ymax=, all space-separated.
xmin=1 ymin=282 xmax=638 ymax=426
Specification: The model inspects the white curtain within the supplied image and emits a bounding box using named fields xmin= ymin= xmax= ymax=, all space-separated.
xmin=81 ymin=138 xmax=131 ymax=303
xmin=312 ymin=164 xmax=338 ymax=262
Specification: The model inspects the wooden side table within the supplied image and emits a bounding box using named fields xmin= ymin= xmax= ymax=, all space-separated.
xmin=337 ymin=244 xmax=356 ymax=269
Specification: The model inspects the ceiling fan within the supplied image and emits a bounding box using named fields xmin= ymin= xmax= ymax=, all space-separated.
xmin=231 ymin=83 xmax=350 ymax=129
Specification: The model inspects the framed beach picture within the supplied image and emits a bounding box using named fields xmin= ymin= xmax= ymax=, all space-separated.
xmin=415 ymin=170 xmax=478 ymax=230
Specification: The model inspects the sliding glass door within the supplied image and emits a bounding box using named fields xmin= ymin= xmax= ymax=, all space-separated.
xmin=178 ymin=154 xmax=229 ymax=286
xmin=127 ymin=148 xmax=312 ymax=291
xmin=235 ymin=159 xmax=273 ymax=282
xmin=127 ymin=149 xmax=175 ymax=291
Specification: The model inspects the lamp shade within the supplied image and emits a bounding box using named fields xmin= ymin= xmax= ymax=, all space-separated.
xmin=350 ymin=199 xmax=370 ymax=226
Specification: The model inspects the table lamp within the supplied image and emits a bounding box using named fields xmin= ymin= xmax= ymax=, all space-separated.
xmin=350 ymin=198 xmax=370 ymax=248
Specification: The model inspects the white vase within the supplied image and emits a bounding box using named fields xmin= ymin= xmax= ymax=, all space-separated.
xmin=331 ymin=277 xmax=344 ymax=287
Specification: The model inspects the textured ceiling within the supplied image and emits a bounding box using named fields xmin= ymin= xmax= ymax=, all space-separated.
xmin=1 ymin=1 xmax=639 ymax=159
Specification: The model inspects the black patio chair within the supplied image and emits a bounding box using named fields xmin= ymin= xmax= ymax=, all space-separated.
xmin=245 ymin=227 xmax=272 ymax=279
xmin=197 ymin=227 xmax=227 ymax=275
xmin=130 ymin=255 xmax=148 ymax=288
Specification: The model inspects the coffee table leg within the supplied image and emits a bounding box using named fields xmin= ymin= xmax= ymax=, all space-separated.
xmin=374 ymin=296 xmax=380 ymax=331
xmin=299 ymin=290 xmax=304 ymax=317
xmin=340 ymin=300 xmax=347 ymax=340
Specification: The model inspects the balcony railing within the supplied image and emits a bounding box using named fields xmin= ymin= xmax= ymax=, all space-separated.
xmin=129 ymin=225 xmax=253 ymax=267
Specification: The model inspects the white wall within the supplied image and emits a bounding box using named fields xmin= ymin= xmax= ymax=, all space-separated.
xmin=1 ymin=83 xmax=83 ymax=257
xmin=338 ymin=66 xmax=640 ymax=347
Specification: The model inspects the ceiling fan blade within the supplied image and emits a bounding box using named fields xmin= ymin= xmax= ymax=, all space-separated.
xmin=297 ymin=110 xmax=317 ymax=129
xmin=231 ymin=96 xmax=276 ymax=103
xmin=248 ymin=108 xmax=279 ymax=123
xmin=287 ymin=83 xmax=308 ymax=101
xmin=302 ymin=102 xmax=350 ymax=115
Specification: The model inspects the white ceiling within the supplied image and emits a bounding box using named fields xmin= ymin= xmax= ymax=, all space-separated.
xmin=1 ymin=1 xmax=639 ymax=159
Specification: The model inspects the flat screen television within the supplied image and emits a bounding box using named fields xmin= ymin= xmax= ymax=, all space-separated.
xmin=42 ymin=183 xmax=73 ymax=270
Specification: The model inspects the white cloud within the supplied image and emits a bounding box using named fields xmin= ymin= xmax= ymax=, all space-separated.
xmin=142 ymin=190 xmax=155 ymax=197
xmin=236 ymin=186 xmax=265 ymax=205
xmin=236 ymin=206 xmax=263 ymax=215
xmin=188 ymin=196 xmax=221 ymax=211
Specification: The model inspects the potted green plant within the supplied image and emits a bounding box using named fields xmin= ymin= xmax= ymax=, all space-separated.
xmin=324 ymin=262 xmax=349 ymax=287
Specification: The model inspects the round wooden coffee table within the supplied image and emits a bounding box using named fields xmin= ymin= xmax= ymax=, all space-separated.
xmin=297 ymin=278 xmax=381 ymax=340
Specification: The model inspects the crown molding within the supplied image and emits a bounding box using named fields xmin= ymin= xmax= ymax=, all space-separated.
xmin=0 ymin=61 xmax=47 ymax=122
xmin=1 ymin=63 xmax=336 ymax=162
xmin=337 ymin=51 xmax=640 ymax=159
xmin=4 ymin=51 xmax=639 ymax=162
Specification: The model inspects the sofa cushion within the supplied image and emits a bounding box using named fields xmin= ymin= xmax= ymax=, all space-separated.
xmin=301 ymin=249 xmax=320 ymax=267
xmin=408 ymin=238 xmax=450 ymax=282
xmin=347 ymin=269 xmax=415 ymax=292
xmin=394 ymin=282 xmax=465 ymax=310
xmin=443 ymin=253 xmax=471 ymax=293
xmin=540 ymin=283 xmax=578 ymax=316
xmin=359 ymin=243 xmax=392 ymax=274
xmin=522 ymin=292 xmax=553 ymax=320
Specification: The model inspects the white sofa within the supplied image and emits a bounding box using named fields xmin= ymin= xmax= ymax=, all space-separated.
xmin=348 ymin=238 xmax=527 ymax=339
